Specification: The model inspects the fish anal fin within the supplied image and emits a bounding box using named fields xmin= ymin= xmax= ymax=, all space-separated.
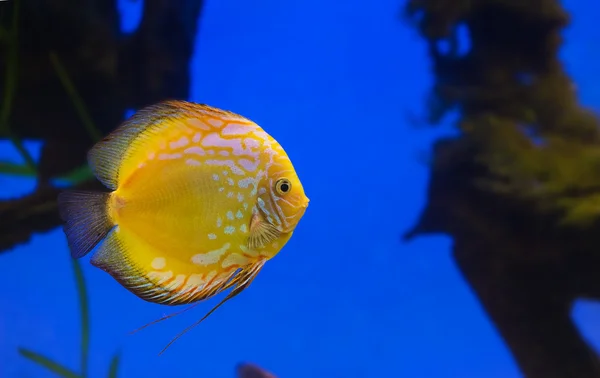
xmin=129 ymin=302 xmax=202 ymax=335
xmin=157 ymin=259 xmax=267 ymax=355
xmin=90 ymin=229 xmax=244 ymax=307
xmin=128 ymin=268 xmax=243 ymax=336
xmin=90 ymin=229 xmax=147 ymax=294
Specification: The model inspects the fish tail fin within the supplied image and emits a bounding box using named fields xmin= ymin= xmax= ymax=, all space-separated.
xmin=57 ymin=190 xmax=114 ymax=259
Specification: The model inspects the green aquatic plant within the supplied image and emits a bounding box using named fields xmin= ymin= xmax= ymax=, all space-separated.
xmin=0 ymin=2 xmax=94 ymax=186
xmin=0 ymin=1 xmax=35 ymax=176
xmin=403 ymin=0 xmax=600 ymax=227
xmin=1 ymin=2 xmax=118 ymax=376
xmin=18 ymin=258 xmax=120 ymax=378
xmin=16 ymin=50 xmax=120 ymax=378
xmin=0 ymin=0 xmax=204 ymax=254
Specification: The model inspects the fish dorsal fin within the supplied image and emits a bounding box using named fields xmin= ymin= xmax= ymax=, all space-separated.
xmin=248 ymin=211 xmax=281 ymax=250
xmin=87 ymin=100 xmax=253 ymax=190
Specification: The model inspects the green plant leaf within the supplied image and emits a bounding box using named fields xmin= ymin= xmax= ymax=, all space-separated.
xmin=56 ymin=164 xmax=94 ymax=185
xmin=8 ymin=133 xmax=37 ymax=172
xmin=18 ymin=348 xmax=80 ymax=378
xmin=0 ymin=0 xmax=19 ymax=133
xmin=50 ymin=51 xmax=102 ymax=143
xmin=0 ymin=160 xmax=36 ymax=176
xmin=107 ymin=353 xmax=120 ymax=378
xmin=71 ymin=258 xmax=90 ymax=378
xmin=0 ymin=26 xmax=7 ymax=42
xmin=0 ymin=0 xmax=37 ymax=173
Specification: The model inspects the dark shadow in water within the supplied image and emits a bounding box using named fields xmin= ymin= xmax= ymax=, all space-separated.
xmin=402 ymin=1 xmax=600 ymax=377
xmin=0 ymin=0 xmax=203 ymax=253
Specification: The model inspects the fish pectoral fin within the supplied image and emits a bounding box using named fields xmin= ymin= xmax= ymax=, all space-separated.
xmin=247 ymin=212 xmax=280 ymax=250
xmin=157 ymin=259 xmax=267 ymax=355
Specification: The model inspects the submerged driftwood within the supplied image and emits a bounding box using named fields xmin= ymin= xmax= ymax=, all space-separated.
xmin=0 ymin=0 xmax=204 ymax=252
xmin=404 ymin=0 xmax=600 ymax=377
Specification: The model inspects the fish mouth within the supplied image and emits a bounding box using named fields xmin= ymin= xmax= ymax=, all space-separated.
xmin=301 ymin=196 xmax=310 ymax=208
xmin=296 ymin=197 xmax=309 ymax=219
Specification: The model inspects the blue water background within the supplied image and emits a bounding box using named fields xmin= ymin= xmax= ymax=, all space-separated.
xmin=1 ymin=0 xmax=599 ymax=377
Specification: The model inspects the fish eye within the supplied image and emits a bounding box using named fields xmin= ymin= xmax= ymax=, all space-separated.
xmin=275 ymin=178 xmax=292 ymax=195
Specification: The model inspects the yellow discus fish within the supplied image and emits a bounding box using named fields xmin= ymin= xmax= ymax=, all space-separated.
xmin=57 ymin=100 xmax=309 ymax=352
